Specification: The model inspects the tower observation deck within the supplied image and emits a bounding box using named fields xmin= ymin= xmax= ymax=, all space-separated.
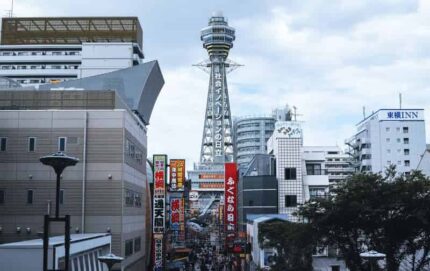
xmin=199 ymin=12 xmax=236 ymax=163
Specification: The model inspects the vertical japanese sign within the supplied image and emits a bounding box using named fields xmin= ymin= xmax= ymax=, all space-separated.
xmin=213 ymin=65 xmax=224 ymax=158
xmin=153 ymin=155 xmax=166 ymax=271
xmin=170 ymin=197 xmax=186 ymax=243
xmin=153 ymin=155 xmax=167 ymax=233
xmin=153 ymin=234 xmax=163 ymax=270
xmin=170 ymin=197 xmax=180 ymax=241
xmin=224 ymin=163 xmax=238 ymax=238
xmin=169 ymin=159 xmax=185 ymax=191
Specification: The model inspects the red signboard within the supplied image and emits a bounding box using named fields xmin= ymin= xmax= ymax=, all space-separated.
xmin=224 ymin=163 xmax=238 ymax=236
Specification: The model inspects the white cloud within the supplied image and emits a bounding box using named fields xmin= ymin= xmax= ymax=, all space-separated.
xmin=6 ymin=0 xmax=430 ymax=165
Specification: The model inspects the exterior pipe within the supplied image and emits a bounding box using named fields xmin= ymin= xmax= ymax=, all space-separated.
xmin=81 ymin=111 xmax=88 ymax=232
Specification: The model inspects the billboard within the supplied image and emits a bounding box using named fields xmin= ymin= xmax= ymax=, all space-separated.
xmin=170 ymin=197 xmax=185 ymax=243
xmin=169 ymin=159 xmax=185 ymax=191
xmin=153 ymin=155 xmax=167 ymax=233
xmin=224 ymin=163 xmax=238 ymax=237
xmin=153 ymin=234 xmax=163 ymax=271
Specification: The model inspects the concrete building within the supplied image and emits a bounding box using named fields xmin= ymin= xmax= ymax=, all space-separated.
xmin=267 ymin=121 xmax=305 ymax=220
xmin=0 ymin=17 xmax=144 ymax=86
xmin=303 ymin=146 xmax=354 ymax=189
xmin=0 ymin=60 xmax=164 ymax=271
xmin=233 ymin=105 xmax=292 ymax=169
xmin=0 ymin=233 xmax=111 ymax=271
xmin=346 ymin=109 xmax=426 ymax=174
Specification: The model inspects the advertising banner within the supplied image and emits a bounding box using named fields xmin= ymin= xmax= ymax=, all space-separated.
xmin=152 ymin=155 xmax=166 ymax=271
xmin=224 ymin=163 xmax=238 ymax=237
xmin=169 ymin=159 xmax=185 ymax=191
xmin=170 ymin=197 xmax=185 ymax=242
xmin=153 ymin=234 xmax=163 ymax=271
xmin=153 ymin=155 xmax=167 ymax=233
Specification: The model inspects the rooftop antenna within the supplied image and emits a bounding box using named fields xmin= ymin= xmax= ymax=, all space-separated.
xmin=5 ymin=0 xmax=13 ymax=17
xmin=293 ymin=106 xmax=297 ymax=121
xmin=399 ymin=93 xmax=402 ymax=109
xmin=363 ymin=106 xmax=366 ymax=119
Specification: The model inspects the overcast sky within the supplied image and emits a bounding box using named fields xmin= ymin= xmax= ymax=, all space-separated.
xmin=5 ymin=0 xmax=430 ymax=167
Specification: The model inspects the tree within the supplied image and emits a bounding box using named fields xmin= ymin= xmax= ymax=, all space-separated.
xmin=258 ymin=220 xmax=314 ymax=271
xmin=299 ymin=168 xmax=430 ymax=271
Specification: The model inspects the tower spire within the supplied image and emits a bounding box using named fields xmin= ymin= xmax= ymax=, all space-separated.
xmin=198 ymin=13 xmax=236 ymax=163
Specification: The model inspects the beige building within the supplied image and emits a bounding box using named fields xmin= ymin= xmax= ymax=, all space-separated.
xmin=0 ymin=72 xmax=162 ymax=271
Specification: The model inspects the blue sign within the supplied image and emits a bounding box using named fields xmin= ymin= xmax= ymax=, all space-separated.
xmin=387 ymin=111 xmax=419 ymax=119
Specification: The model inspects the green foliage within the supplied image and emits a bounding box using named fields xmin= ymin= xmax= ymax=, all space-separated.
xmin=299 ymin=169 xmax=430 ymax=271
xmin=258 ymin=220 xmax=314 ymax=271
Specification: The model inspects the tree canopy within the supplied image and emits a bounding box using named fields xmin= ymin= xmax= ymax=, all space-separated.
xmin=259 ymin=220 xmax=314 ymax=271
xmin=299 ymin=168 xmax=430 ymax=271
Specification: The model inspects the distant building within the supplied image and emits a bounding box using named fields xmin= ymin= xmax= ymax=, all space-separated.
xmin=346 ymin=109 xmax=426 ymax=174
xmin=0 ymin=17 xmax=144 ymax=86
xmin=0 ymin=61 xmax=164 ymax=271
xmin=233 ymin=105 xmax=292 ymax=169
xmin=303 ymin=146 xmax=354 ymax=189
xmin=0 ymin=233 xmax=111 ymax=271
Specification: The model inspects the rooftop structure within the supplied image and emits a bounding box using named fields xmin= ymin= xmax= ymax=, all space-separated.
xmin=1 ymin=17 xmax=143 ymax=49
xmin=0 ymin=16 xmax=145 ymax=86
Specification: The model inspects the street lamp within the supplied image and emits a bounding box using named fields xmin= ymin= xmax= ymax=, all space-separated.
xmin=40 ymin=151 xmax=79 ymax=271
xmin=360 ymin=250 xmax=386 ymax=271
xmin=40 ymin=152 xmax=79 ymax=218
xmin=98 ymin=253 xmax=124 ymax=271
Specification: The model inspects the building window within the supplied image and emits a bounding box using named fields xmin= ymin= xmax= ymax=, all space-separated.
xmin=134 ymin=237 xmax=141 ymax=252
xmin=396 ymin=127 xmax=400 ymax=132
xmin=387 ymin=160 xmax=391 ymax=165
xmin=405 ymin=172 xmax=411 ymax=176
xmin=0 ymin=190 xmax=4 ymax=204
xmin=386 ymin=138 xmax=390 ymax=143
xmin=403 ymin=127 xmax=409 ymax=133
xmin=125 ymin=190 xmax=133 ymax=207
xmin=125 ymin=239 xmax=134 ymax=257
xmin=284 ymin=168 xmax=297 ymax=180
xmin=58 ymin=137 xmax=67 ymax=152
xmin=404 ymin=149 xmax=410 ymax=155
xmin=397 ymin=161 xmax=401 ymax=165
xmin=248 ymin=200 xmax=254 ymax=206
xmin=385 ymin=127 xmax=390 ymax=132
xmin=331 ymin=266 xmax=340 ymax=271
xmin=60 ymin=189 xmax=64 ymax=204
xmin=0 ymin=137 xmax=7 ymax=151
xmin=309 ymin=187 xmax=327 ymax=199
xmin=28 ymin=137 xmax=36 ymax=152
xmin=27 ymin=190 xmax=33 ymax=204
xmin=404 ymin=160 xmax=410 ymax=167
xmin=306 ymin=164 xmax=323 ymax=175
xmin=403 ymin=138 xmax=409 ymax=144
xmin=387 ymin=149 xmax=391 ymax=154
xmin=285 ymin=195 xmax=297 ymax=207
xmin=397 ymin=138 xmax=401 ymax=143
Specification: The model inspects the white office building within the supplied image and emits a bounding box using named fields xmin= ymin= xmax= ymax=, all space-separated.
xmin=267 ymin=121 xmax=305 ymax=220
xmin=0 ymin=17 xmax=144 ymax=86
xmin=346 ymin=109 xmax=426 ymax=174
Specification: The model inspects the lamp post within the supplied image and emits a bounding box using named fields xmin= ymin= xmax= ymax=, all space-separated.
xmin=360 ymin=250 xmax=386 ymax=271
xmin=98 ymin=253 xmax=124 ymax=271
xmin=40 ymin=152 xmax=79 ymax=271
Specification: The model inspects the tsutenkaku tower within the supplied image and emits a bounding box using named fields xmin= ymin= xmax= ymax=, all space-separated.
xmin=198 ymin=11 xmax=237 ymax=164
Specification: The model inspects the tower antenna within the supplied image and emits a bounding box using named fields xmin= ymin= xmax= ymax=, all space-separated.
xmin=196 ymin=12 xmax=238 ymax=163
xmin=399 ymin=93 xmax=402 ymax=109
